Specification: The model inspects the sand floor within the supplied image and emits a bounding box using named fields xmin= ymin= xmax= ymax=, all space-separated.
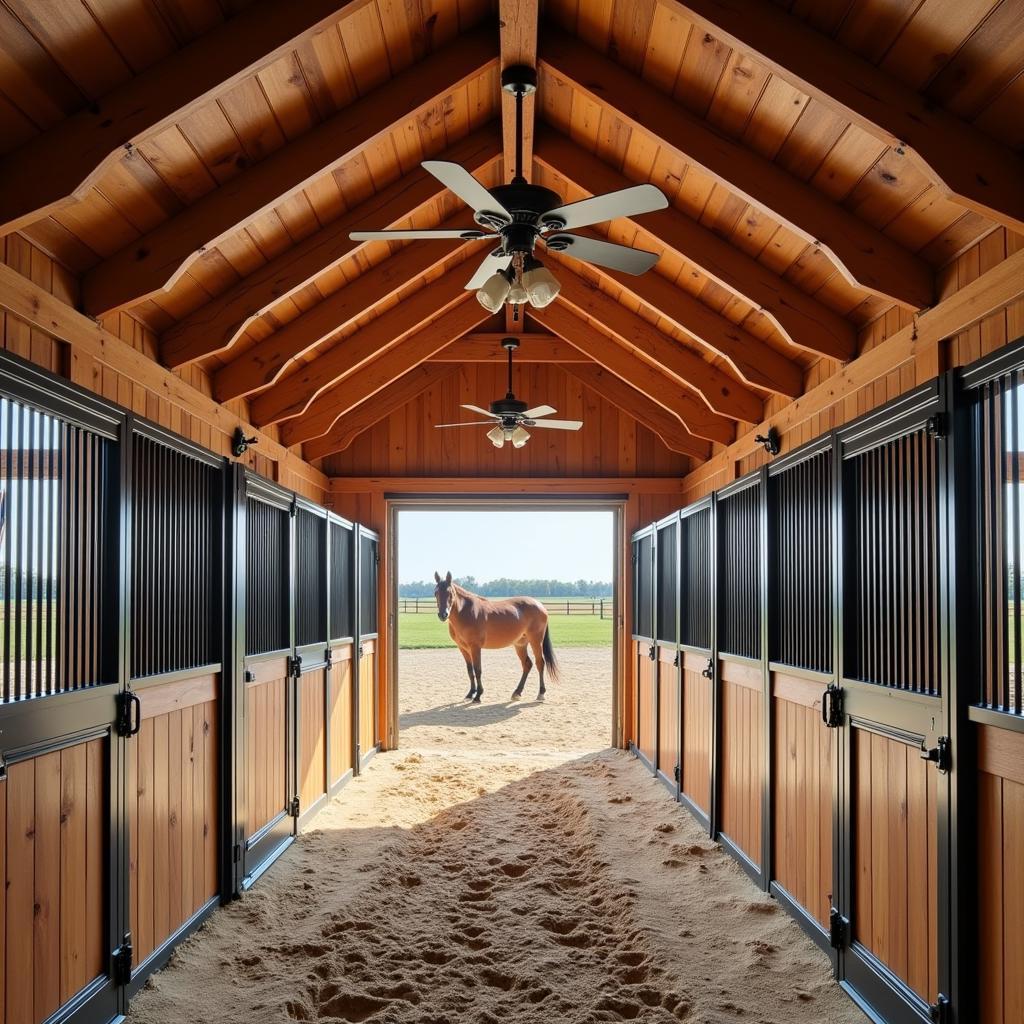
xmin=131 ymin=647 xmax=864 ymax=1024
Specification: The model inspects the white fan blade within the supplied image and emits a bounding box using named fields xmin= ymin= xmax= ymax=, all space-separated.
xmin=465 ymin=251 xmax=512 ymax=290
xmin=435 ymin=421 xmax=493 ymax=429
xmin=540 ymin=184 xmax=667 ymax=230
xmin=544 ymin=233 xmax=659 ymax=275
xmin=349 ymin=228 xmax=492 ymax=241
xmin=522 ymin=405 xmax=556 ymax=418
xmin=461 ymin=404 xmax=498 ymax=418
xmin=528 ymin=419 xmax=583 ymax=431
xmin=422 ymin=161 xmax=511 ymax=220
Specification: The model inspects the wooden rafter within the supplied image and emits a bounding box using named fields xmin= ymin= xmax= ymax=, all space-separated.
xmin=249 ymin=262 xmax=474 ymax=425
xmin=668 ymin=0 xmax=1024 ymax=235
xmin=538 ymin=26 xmax=933 ymax=311
xmin=532 ymin=303 xmax=736 ymax=446
xmin=0 ymin=0 xmax=376 ymax=236
xmin=283 ymin=298 xmax=491 ymax=447
xmin=303 ymin=363 xmax=458 ymax=460
xmin=533 ymin=129 xmax=855 ymax=362
xmin=214 ymin=216 xmax=484 ymax=403
xmin=550 ymin=246 xmax=803 ymax=397
xmin=499 ymin=0 xmax=539 ymax=182
xmin=161 ymin=129 xmax=501 ymax=369
xmin=554 ymin=268 xmax=762 ymax=423
xmin=561 ymin=363 xmax=710 ymax=459
xmin=428 ymin=335 xmax=584 ymax=362
xmin=81 ymin=28 xmax=498 ymax=317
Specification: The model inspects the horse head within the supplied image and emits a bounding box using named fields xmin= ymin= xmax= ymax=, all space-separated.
xmin=433 ymin=570 xmax=454 ymax=621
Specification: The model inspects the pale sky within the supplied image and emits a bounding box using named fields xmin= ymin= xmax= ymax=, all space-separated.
xmin=398 ymin=509 xmax=613 ymax=583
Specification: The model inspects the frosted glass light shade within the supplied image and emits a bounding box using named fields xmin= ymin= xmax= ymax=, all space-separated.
xmin=507 ymin=280 xmax=529 ymax=306
xmin=522 ymin=265 xmax=561 ymax=308
xmin=486 ymin=425 xmax=505 ymax=447
xmin=511 ymin=425 xmax=530 ymax=448
xmin=476 ymin=271 xmax=511 ymax=312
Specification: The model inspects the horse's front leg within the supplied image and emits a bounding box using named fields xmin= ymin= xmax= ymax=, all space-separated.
xmin=470 ymin=649 xmax=483 ymax=704
xmin=462 ymin=653 xmax=477 ymax=701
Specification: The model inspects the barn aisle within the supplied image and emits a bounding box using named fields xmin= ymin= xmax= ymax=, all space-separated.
xmin=131 ymin=649 xmax=861 ymax=1024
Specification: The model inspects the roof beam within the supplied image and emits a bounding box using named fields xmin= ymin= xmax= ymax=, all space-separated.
xmin=551 ymin=246 xmax=802 ymax=397
xmin=82 ymin=28 xmax=497 ymax=317
xmin=283 ymin=298 xmax=490 ymax=447
xmin=213 ymin=215 xmax=482 ymax=403
xmin=554 ymin=268 xmax=762 ymax=423
xmin=499 ymin=0 xmax=538 ymax=182
xmin=532 ymin=302 xmax=735 ymax=446
xmin=250 ymin=263 xmax=476 ymax=426
xmin=303 ymin=362 xmax=457 ymax=460
xmin=161 ymin=128 xmax=501 ymax=368
xmin=561 ymin=362 xmax=710 ymax=459
xmin=0 ymin=0 xmax=374 ymax=236
xmin=428 ymin=334 xmax=585 ymax=361
xmin=538 ymin=26 xmax=933 ymax=310
xmin=534 ymin=129 xmax=855 ymax=362
xmin=668 ymin=0 xmax=1024 ymax=235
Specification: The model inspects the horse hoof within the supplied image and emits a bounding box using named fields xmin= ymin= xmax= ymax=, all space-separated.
xmin=537 ymin=693 xmax=546 ymax=702
xmin=464 ymin=692 xmax=475 ymax=701
xmin=472 ymin=696 xmax=482 ymax=704
xmin=510 ymin=692 xmax=522 ymax=701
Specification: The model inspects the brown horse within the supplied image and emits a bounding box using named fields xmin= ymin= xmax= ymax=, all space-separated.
xmin=432 ymin=571 xmax=559 ymax=703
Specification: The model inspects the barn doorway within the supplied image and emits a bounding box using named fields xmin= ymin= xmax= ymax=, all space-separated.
xmin=390 ymin=501 xmax=620 ymax=758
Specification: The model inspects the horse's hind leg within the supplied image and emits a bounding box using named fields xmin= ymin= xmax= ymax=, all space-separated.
xmin=511 ymin=642 xmax=533 ymax=700
xmin=529 ymin=633 xmax=546 ymax=700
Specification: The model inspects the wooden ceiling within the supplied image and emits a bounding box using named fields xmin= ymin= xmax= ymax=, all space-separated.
xmin=0 ymin=0 xmax=1020 ymax=467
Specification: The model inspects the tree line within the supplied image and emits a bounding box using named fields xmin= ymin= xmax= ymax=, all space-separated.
xmin=399 ymin=576 xmax=612 ymax=598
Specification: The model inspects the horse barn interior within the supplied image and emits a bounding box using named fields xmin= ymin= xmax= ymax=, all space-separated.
xmin=0 ymin=0 xmax=1023 ymax=1022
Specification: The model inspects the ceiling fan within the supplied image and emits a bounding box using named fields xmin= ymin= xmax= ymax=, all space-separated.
xmin=349 ymin=66 xmax=668 ymax=311
xmin=434 ymin=337 xmax=582 ymax=448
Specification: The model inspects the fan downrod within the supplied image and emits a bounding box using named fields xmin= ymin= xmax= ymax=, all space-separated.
xmin=490 ymin=337 xmax=527 ymax=417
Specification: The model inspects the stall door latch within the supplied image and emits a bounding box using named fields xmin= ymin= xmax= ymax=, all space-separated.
xmin=929 ymin=995 xmax=950 ymax=1024
xmin=648 ymin=645 xmax=656 ymax=661
xmin=920 ymin=736 xmax=951 ymax=774
xmin=701 ymin=658 xmax=714 ymax=680
xmin=113 ymin=934 xmax=133 ymax=986
xmin=828 ymin=908 xmax=849 ymax=950
xmin=821 ymin=684 xmax=843 ymax=729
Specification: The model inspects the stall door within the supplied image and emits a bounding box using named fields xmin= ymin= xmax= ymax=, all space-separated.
xmin=678 ymin=501 xmax=713 ymax=829
xmin=356 ymin=526 xmax=380 ymax=767
xmin=836 ymin=389 xmax=951 ymax=1023
xmin=654 ymin=515 xmax=680 ymax=795
xmin=327 ymin=515 xmax=356 ymax=793
xmin=239 ymin=476 xmax=293 ymax=887
xmin=631 ymin=527 xmax=656 ymax=771
xmin=0 ymin=373 xmax=122 ymax=1024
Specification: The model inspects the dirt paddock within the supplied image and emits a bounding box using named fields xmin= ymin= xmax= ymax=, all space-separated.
xmin=132 ymin=647 xmax=863 ymax=1024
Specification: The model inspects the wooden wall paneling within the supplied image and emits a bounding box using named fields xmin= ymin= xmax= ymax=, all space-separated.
xmin=329 ymin=647 xmax=355 ymax=787
xmin=657 ymin=649 xmax=679 ymax=783
xmin=681 ymin=653 xmax=712 ymax=815
xmin=299 ymin=671 xmax=327 ymax=813
xmin=246 ymin=675 xmax=287 ymax=841
xmin=359 ymin=641 xmax=377 ymax=758
xmin=718 ymin=663 xmax=763 ymax=865
xmin=637 ymin=649 xmax=656 ymax=766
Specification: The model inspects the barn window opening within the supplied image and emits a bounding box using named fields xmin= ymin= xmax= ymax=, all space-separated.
xmin=396 ymin=507 xmax=616 ymax=755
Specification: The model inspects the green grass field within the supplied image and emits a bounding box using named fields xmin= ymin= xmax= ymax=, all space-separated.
xmin=398 ymin=611 xmax=612 ymax=649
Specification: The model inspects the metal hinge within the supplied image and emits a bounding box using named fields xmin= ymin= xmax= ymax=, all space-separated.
xmin=631 ymin=550 xmax=638 ymax=566
xmin=673 ymin=651 xmax=680 ymax=668
xmin=113 ymin=934 xmax=133 ymax=986
xmin=701 ymin=657 xmax=714 ymax=680
xmin=232 ymin=843 xmax=242 ymax=864
xmin=325 ymin=647 xmax=333 ymax=670
xmin=921 ymin=736 xmax=951 ymax=774
xmin=289 ymin=796 xmax=300 ymax=818
xmin=286 ymin=654 xmax=303 ymax=679
xmin=115 ymin=690 xmax=142 ymax=737
xmin=929 ymin=995 xmax=951 ymax=1024
xmin=926 ymin=413 xmax=947 ymax=438
xmin=648 ymin=644 xmax=656 ymax=661
xmin=374 ymin=550 xmax=380 ymax=566
xmin=828 ymin=907 xmax=849 ymax=950
xmin=821 ymin=684 xmax=843 ymax=728
xmin=673 ymin=764 xmax=680 ymax=782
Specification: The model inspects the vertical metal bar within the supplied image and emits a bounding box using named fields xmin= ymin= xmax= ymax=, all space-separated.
xmin=2 ymin=399 xmax=10 ymax=702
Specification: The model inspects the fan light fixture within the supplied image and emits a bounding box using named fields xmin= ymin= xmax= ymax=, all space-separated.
xmin=511 ymin=425 xmax=530 ymax=448
xmin=477 ymin=267 xmax=513 ymax=313
xmin=475 ymin=254 xmax=562 ymax=312
xmin=486 ymin=424 xmax=505 ymax=448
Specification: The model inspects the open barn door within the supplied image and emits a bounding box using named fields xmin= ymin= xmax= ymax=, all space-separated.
xmin=833 ymin=382 xmax=953 ymax=1023
xmin=0 ymin=357 xmax=124 ymax=1024
xmin=236 ymin=471 xmax=295 ymax=888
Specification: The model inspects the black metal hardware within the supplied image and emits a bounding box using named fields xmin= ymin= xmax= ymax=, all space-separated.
xmin=673 ymin=764 xmax=680 ymax=782
xmin=701 ymin=657 xmax=714 ymax=679
xmin=828 ymin=907 xmax=849 ymax=950
xmin=286 ymin=654 xmax=303 ymax=679
xmin=648 ymin=644 xmax=656 ymax=661
xmin=325 ymin=648 xmax=333 ymax=670
xmin=231 ymin=427 xmax=258 ymax=457
xmin=926 ymin=413 xmax=947 ymax=438
xmin=920 ymin=735 xmax=951 ymax=773
xmin=673 ymin=651 xmax=680 ymax=667
xmin=244 ymin=669 xmax=255 ymax=683
xmin=113 ymin=935 xmax=133 ymax=985
xmin=289 ymin=796 xmax=300 ymax=818
xmin=232 ymin=844 xmax=241 ymax=864
xmin=115 ymin=690 xmax=142 ymax=737
xmin=929 ymin=995 xmax=951 ymax=1023
xmin=821 ymin=684 xmax=843 ymax=728
xmin=754 ymin=426 xmax=781 ymax=456
xmin=358 ymin=643 xmax=365 ymax=658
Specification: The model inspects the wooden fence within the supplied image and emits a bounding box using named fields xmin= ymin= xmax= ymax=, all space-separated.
xmin=397 ymin=596 xmax=611 ymax=617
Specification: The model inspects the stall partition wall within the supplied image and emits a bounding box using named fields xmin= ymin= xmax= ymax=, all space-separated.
xmin=0 ymin=350 xmax=375 ymax=1024
xmin=631 ymin=346 xmax=1024 ymax=1024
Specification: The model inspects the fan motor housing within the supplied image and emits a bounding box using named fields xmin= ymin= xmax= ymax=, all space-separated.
xmin=489 ymin=397 xmax=528 ymax=417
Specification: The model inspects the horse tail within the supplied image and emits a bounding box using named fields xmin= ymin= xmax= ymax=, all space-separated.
xmin=542 ymin=625 xmax=559 ymax=681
